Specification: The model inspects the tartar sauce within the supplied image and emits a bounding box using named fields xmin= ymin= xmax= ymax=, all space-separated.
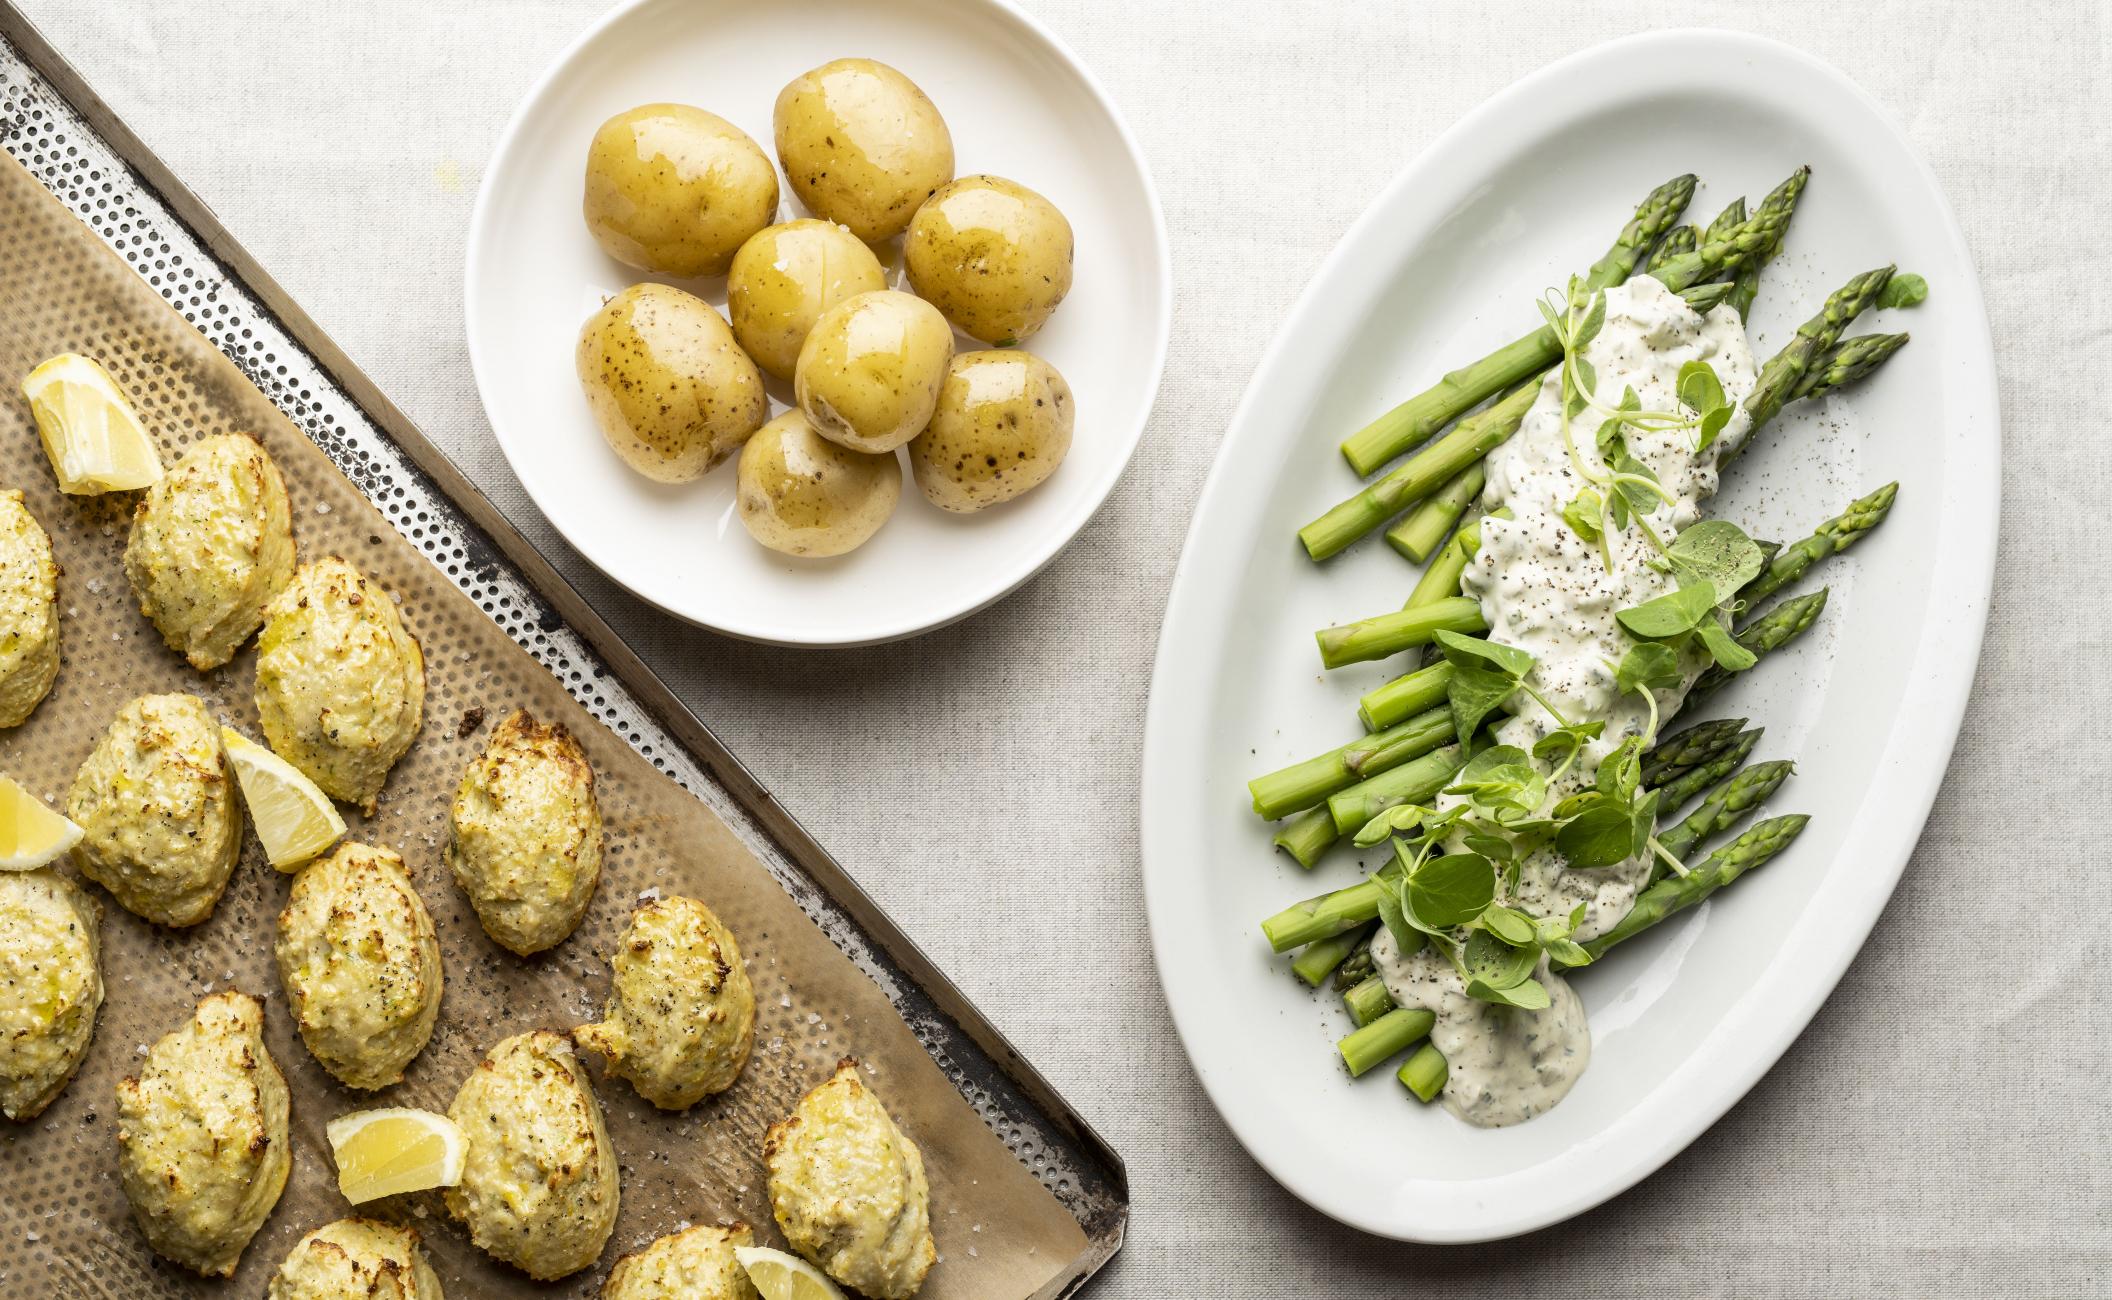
xmin=1375 ymin=276 xmax=1759 ymax=1126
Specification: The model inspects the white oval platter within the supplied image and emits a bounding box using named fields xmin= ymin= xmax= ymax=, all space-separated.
xmin=1140 ymin=29 xmax=1997 ymax=1242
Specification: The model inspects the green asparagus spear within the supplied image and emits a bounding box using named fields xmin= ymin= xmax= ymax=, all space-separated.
xmin=1399 ymin=1042 xmax=1449 ymax=1102
xmin=1740 ymin=483 xmax=1898 ymax=607
xmin=1689 ymin=588 xmax=1830 ymax=702
xmin=1743 ymin=266 xmax=1896 ymax=430
xmin=1305 ymin=281 xmax=1739 ymax=559
xmin=1386 ymin=461 xmax=1486 ymax=563
xmin=1702 ymin=196 xmax=1748 ymax=248
xmin=1655 ymin=758 xmax=1795 ymax=868
xmin=1648 ymin=224 xmax=1698 ymax=272
xmin=1344 ymin=974 xmax=1395 ymax=1027
xmin=1316 ymin=597 xmax=1485 ymax=670
xmin=1293 ymin=920 xmax=1378 ymax=987
xmin=1334 ymin=935 xmax=1378 ymax=989
xmin=1640 ymin=717 xmax=1749 ymax=790
xmin=1653 ymin=728 xmax=1763 ymax=813
xmin=1340 ymin=1006 xmax=1437 ymax=1076
xmin=1358 ymin=661 xmax=1455 ymax=731
xmin=1647 ymin=167 xmax=1809 ymax=296
xmin=1327 ymin=744 xmax=1467 ymax=835
xmin=1576 ymin=815 xmax=1810 ymax=962
xmin=1337 ymin=175 xmax=1698 ymax=478
xmin=1403 ymin=509 xmax=1495 ymax=610
xmin=1249 ymin=706 xmax=1455 ymax=820
xmin=1273 ymin=807 xmax=1340 ymax=869
xmin=1789 ymin=332 xmax=1910 ymax=403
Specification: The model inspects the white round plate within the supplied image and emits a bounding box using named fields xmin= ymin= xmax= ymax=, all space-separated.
xmin=1140 ymin=31 xmax=1997 ymax=1241
xmin=466 ymin=0 xmax=1169 ymax=645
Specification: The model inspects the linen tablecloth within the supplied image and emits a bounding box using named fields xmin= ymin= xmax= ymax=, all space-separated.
xmin=20 ymin=2 xmax=2107 ymax=1293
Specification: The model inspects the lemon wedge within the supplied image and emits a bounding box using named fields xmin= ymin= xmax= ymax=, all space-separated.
xmin=0 ymin=775 xmax=83 ymax=871
xmin=325 ymin=1107 xmax=466 ymax=1204
xmin=222 ymin=728 xmax=344 ymax=870
xmin=21 ymin=352 xmax=164 ymax=494
xmin=735 ymin=1247 xmax=848 ymax=1300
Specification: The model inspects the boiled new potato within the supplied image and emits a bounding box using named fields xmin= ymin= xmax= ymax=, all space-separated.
xmin=735 ymin=410 xmax=900 ymax=557
xmin=907 ymin=350 xmax=1074 ymax=512
xmin=904 ymin=175 xmax=1074 ymax=345
xmin=795 ymin=290 xmax=952 ymax=454
xmin=727 ymin=220 xmax=887 ymax=380
xmin=773 ymin=59 xmax=953 ymax=242
xmin=578 ymin=283 xmax=766 ymax=482
xmin=583 ymin=103 xmax=778 ymax=278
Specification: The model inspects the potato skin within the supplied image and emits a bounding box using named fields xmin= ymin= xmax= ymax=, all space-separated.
xmin=583 ymin=103 xmax=779 ymax=278
xmin=728 ymin=220 xmax=887 ymax=381
xmin=578 ymin=283 xmax=766 ymax=483
xmin=904 ymin=175 xmax=1074 ymax=345
xmin=736 ymin=410 xmax=900 ymax=557
xmin=907 ymin=350 xmax=1074 ymax=512
xmin=773 ymin=58 xmax=953 ymax=242
xmin=795 ymin=290 xmax=953 ymax=454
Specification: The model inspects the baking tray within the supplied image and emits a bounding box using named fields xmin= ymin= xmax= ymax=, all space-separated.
xmin=0 ymin=6 xmax=1124 ymax=1296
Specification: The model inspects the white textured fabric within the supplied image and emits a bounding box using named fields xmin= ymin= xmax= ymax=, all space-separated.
xmin=20 ymin=1 xmax=2108 ymax=1293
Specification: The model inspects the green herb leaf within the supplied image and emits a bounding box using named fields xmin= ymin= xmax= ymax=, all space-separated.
xmin=1877 ymin=273 xmax=1928 ymax=309
xmin=1596 ymin=736 xmax=1643 ymax=802
xmin=1629 ymin=787 xmax=1661 ymax=859
xmin=1676 ymin=360 xmax=1727 ymax=415
xmin=1352 ymin=804 xmax=1427 ymax=848
xmin=1668 ymin=521 xmax=1766 ymax=597
xmin=1532 ymin=719 xmax=1606 ymax=768
xmin=1563 ymin=490 xmax=1605 ymax=544
xmin=1433 ymin=630 xmax=1536 ymax=680
xmin=1479 ymin=904 xmax=1538 ymax=946
xmin=1445 ymin=662 xmax=1521 ymax=745
xmin=1617 ymin=581 xmax=1717 ymax=639
xmin=1407 ymin=853 xmax=1496 ymax=930
xmin=1573 ymin=292 xmax=1607 ymax=352
xmin=1615 ymin=643 xmax=1683 ymax=694
xmin=1462 ymin=929 xmax=1538 ymax=991
xmin=1467 ymin=976 xmax=1551 ymax=1010
xmin=1545 ymin=936 xmax=1594 ymax=968
xmin=1696 ymin=614 xmax=1758 ymax=671
xmin=1556 ymin=801 xmax=1636 ymax=868
xmin=1695 ymin=404 xmax=1734 ymax=454
xmin=1373 ymin=878 xmax=1420 ymax=953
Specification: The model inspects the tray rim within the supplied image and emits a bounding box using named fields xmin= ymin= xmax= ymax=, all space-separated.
xmin=0 ymin=6 xmax=1127 ymax=1293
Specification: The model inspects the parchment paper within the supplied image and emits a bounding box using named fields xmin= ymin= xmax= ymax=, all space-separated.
xmin=0 ymin=153 xmax=1086 ymax=1298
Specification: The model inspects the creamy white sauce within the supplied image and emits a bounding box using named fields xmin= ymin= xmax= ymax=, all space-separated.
xmin=1392 ymin=277 xmax=1758 ymax=1126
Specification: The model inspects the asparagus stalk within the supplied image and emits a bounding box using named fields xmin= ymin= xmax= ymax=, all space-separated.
xmin=1273 ymin=807 xmax=1339 ymax=869
xmin=1386 ymin=461 xmax=1485 ymax=563
xmin=1344 ymin=974 xmax=1394 ymax=1027
xmin=1652 ymin=727 xmax=1763 ymax=813
xmin=1340 ymin=1006 xmax=1436 ymax=1076
xmin=1656 ymin=758 xmax=1795 ymax=866
xmin=1743 ymin=266 xmax=1897 ymax=430
xmin=1249 ymin=706 xmax=1455 ymax=820
xmin=1576 ymin=815 xmax=1810 ymax=963
xmin=1336 ymin=174 xmax=1699 ymax=478
xmin=1648 ymin=224 xmax=1698 ymax=272
xmin=1702 ymin=196 xmax=1748 ymax=248
xmin=1264 ymin=720 xmax=1753 ymax=953
xmin=1398 ymin=1042 xmax=1449 ymax=1102
xmin=1316 ymin=597 xmax=1485 ymax=670
xmin=1647 ymin=167 xmax=1809 ymax=295
xmin=1740 ymin=482 xmax=1898 ymax=607
xmin=1358 ymin=661 xmax=1454 ymax=731
xmin=1789 ymin=332 xmax=1910 ymax=403
xmin=1334 ymin=936 xmax=1378 ymax=989
xmin=1403 ymin=510 xmax=1490 ymax=611
xmin=1303 ymin=281 xmax=1739 ymax=560
xmin=1327 ymin=744 xmax=1467 ymax=835
xmin=1292 ymin=920 xmax=1377 ymax=987
xmin=1689 ymin=588 xmax=1830 ymax=703
xmin=1639 ymin=716 xmax=1749 ymax=790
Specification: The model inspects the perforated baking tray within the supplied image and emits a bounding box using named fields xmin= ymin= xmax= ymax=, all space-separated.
xmin=0 ymin=7 xmax=1124 ymax=1296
